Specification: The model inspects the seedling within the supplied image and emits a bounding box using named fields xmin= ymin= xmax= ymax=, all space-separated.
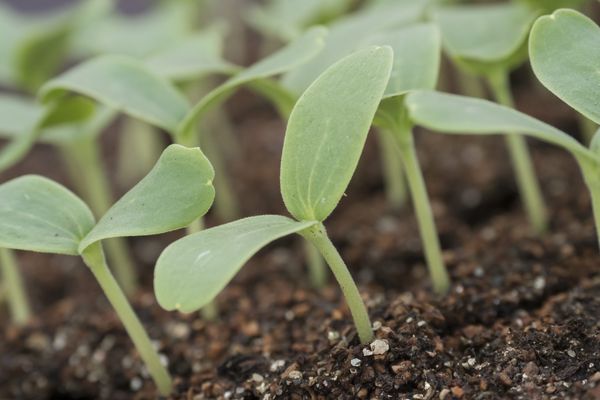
xmin=155 ymin=47 xmax=393 ymax=344
xmin=433 ymin=2 xmax=548 ymax=234
xmin=0 ymin=144 xmax=215 ymax=395
xmin=370 ymin=24 xmax=450 ymax=294
xmin=404 ymin=90 xmax=600 ymax=246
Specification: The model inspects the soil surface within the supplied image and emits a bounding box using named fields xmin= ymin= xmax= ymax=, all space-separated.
xmin=2 ymin=18 xmax=600 ymax=400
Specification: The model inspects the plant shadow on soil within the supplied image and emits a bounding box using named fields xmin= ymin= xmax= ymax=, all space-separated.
xmin=1 ymin=73 xmax=600 ymax=399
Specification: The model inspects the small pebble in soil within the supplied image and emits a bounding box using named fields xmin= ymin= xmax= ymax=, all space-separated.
xmin=369 ymin=339 xmax=389 ymax=355
xmin=351 ymin=358 xmax=362 ymax=367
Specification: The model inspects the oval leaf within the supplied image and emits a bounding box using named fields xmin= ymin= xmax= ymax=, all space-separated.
xmin=79 ymin=144 xmax=215 ymax=253
xmin=530 ymin=9 xmax=600 ymax=125
xmin=154 ymin=215 xmax=317 ymax=313
xmin=177 ymin=26 xmax=327 ymax=140
xmin=433 ymin=3 xmax=535 ymax=68
xmin=280 ymin=46 xmax=393 ymax=222
xmin=0 ymin=175 xmax=95 ymax=255
xmin=405 ymin=90 xmax=592 ymax=163
xmin=40 ymin=55 xmax=190 ymax=134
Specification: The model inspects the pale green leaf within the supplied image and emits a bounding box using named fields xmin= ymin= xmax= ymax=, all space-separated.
xmin=177 ymin=26 xmax=327 ymax=140
xmin=529 ymin=9 xmax=600 ymax=125
xmin=0 ymin=94 xmax=43 ymax=137
xmin=364 ymin=24 xmax=441 ymax=98
xmin=433 ymin=3 xmax=535 ymax=70
xmin=405 ymin=90 xmax=594 ymax=164
xmin=282 ymin=1 xmax=426 ymax=94
xmin=0 ymin=175 xmax=95 ymax=255
xmin=280 ymin=46 xmax=393 ymax=222
xmin=40 ymin=55 xmax=190 ymax=134
xmin=154 ymin=215 xmax=317 ymax=313
xmin=79 ymin=145 xmax=215 ymax=253
xmin=145 ymin=29 xmax=238 ymax=82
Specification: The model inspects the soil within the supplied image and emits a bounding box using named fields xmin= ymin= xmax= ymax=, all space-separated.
xmin=2 ymin=16 xmax=600 ymax=400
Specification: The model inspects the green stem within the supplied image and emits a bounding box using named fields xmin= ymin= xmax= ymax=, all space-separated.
xmin=82 ymin=245 xmax=172 ymax=396
xmin=304 ymin=240 xmax=328 ymax=288
xmin=487 ymin=70 xmax=548 ymax=234
xmin=116 ymin=118 xmax=164 ymax=187
xmin=581 ymin=163 xmax=600 ymax=249
xmin=394 ymin=127 xmax=450 ymax=295
xmin=301 ymin=224 xmax=373 ymax=344
xmin=377 ymin=129 xmax=407 ymax=210
xmin=0 ymin=248 xmax=32 ymax=325
xmin=456 ymin=69 xmax=486 ymax=98
xmin=60 ymin=139 xmax=138 ymax=295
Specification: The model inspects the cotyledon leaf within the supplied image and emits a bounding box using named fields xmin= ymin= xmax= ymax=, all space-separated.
xmin=154 ymin=215 xmax=317 ymax=313
xmin=280 ymin=46 xmax=393 ymax=222
xmin=40 ymin=55 xmax=190 ymax=134
xmin=0 ymin=175 xmax=95 ymax=256
xmin=432 ymin=3 xmax=535 ymax=69
xmin=176 ymin=26 xmax=327 ymax=140
xmin=78 ymin=144 xmax=215 ymax=253
xmin=529 ymin=9 xmax=600 ymax=125
xmin=405 ymin=90 xmax=594 ymax=164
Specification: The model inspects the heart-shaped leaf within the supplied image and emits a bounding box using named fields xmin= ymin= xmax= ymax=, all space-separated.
xmin=0 ymin=175 xmax=95 ymax=255
xmin=177 ymin=26 xmax=327 ymax=140
xmin=154 ymin=215 xmax=317 ymax=313
xmin=280 ymin=46 xmax=393 ymax=222
xmin=79 ymin=144 xmax=215 ymax=253
xmin=40 ymin=55 xmax=190 ymax=134
xmin=405 ymin=90 xmax=593 ymax=163
xmin=530 ymin=9 xmax=600 ymax=125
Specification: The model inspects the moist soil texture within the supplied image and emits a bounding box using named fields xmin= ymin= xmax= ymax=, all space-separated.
xmin=1 ymin=72 xmax=600 ymax=400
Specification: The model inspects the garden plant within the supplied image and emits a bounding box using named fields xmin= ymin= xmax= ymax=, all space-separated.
xmin=2 ymin=1 xmax=600 ymax=399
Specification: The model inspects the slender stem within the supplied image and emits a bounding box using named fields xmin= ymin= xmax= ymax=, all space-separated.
xmin=487 ymin=70 xmax=548 ymax=234
xmin=377 ymin=129 xmax=407 ymax=210
xmin=116 ymin=118 xmax=164 ymax=187
xmin=393 ymin=127 xmax=450 ymax=295
xmin=60 ymin=139 xmax=138 ymax=295
xmin=456 ymin=69 xmax=486 ymax=98
xmin=301 ymin=223 xmax=373 ymax=344
xmin=581 ymin=163 xmax=600 ymax=249
xmin=82 ymin=245 xmax=172 ymax=396
xmin=304 ymin=240 xmax=327 ymax=288
xmin=0 ymin=248 xmax=32 ymax=325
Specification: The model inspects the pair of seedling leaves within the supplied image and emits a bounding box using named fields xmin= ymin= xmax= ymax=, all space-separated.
xmin=0 ymin=144 xmax=215 ymax=395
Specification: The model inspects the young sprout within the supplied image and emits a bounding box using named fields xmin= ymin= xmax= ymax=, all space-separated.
xmin=433 ymin=3 xmax=548 ymax=234
xmin=369 ymin=24 xmax=450 ymax=294
xmin=529 ymin=9 xmax=600 ymax=139
xmin=0 ymin=144 xmax=215 ymax=395
xmin=155 ymin=47 xmax=394 ymax=344
xmin=404 ymin=90 xmax=600 ymax=246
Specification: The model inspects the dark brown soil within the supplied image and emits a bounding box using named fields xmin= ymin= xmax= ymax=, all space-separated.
xmin=2 ymin=45 xmax=600 ymax=400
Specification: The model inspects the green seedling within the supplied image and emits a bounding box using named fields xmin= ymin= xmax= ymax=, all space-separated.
xmin=155 ymin=47 xmax=393 ymax=344
xmin=0 ymin=144 xmax=215 ymax=395
xmin=370 ymin=24 xmax=450 ymax=294
xmin=405 ymin=90 xmax=600 ymax=246
xmin=433 ymin=2 xmax=548 ymax=234
xmin=529 ymin=9 xmax=600 ymax=141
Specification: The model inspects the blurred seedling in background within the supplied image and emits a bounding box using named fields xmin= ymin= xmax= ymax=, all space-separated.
xmin=155 ymin=47 xmax=393 ymax=344
xmin=432 ymin=2 xmax=548 ymax=234
xmin=368 ymin=24 xmax=451 ymax=294
xmin=0 ymin=144 xmax=215 ymax=395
